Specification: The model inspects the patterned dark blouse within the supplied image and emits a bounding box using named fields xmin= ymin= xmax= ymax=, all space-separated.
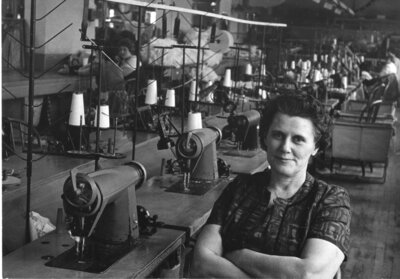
xmin=206 ymin=170 xmax=351 ymax=259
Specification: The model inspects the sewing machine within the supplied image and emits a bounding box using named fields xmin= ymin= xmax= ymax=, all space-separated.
xmin=165 ymin=126 xmax=230 ymax=195
xmin=45 ymin=162 xmax=146 ymax=273
xmin=222 ymin=109 xmax=261 ymax=156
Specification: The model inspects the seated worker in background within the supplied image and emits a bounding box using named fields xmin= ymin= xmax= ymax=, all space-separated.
xmin=362 ymin=52 xmax=400 ymax=103
xmin=77 ymin=36 xmax=141 ymax=117
xmin=191 ymin=93 xmax=351 ymax=278
xmin=117 ymin=38 xmax=140 ymax=78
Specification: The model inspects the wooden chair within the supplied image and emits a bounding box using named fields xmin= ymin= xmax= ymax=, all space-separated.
xmin=2 ymin=117 xmax=43 ymax=159
xmin=330 ymin=120 xmax=393 ymax=183
xmin=337 ymin=99 xmax=396 ymax=124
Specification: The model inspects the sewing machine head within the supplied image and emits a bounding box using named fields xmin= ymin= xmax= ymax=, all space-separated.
xmin=176 ymin=126 xmax=222 ymax=181
xmin=223 ymin=109 xmax=260 ymax=150
xmin=46 ymin=162 xmax=146 ymax=273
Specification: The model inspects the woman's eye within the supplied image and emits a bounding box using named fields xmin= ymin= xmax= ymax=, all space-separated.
xmin=293 ymin=136 xmax=304 ymax=143
xmin=271 ymin=132 xmax=283 ymax=139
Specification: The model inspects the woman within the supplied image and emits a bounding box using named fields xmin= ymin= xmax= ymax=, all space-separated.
xmin=117 ymin=38 xmax=139 ymax=78
xmin=191 ymin=93 xmax=351 ymax=278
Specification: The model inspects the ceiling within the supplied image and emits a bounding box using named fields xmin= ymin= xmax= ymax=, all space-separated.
xmin=239 ymin=0 xmax=400 ymax=23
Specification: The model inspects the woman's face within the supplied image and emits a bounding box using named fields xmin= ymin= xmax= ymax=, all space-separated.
xmin=264 ymin=112 xmax=318 ymax=179
xmin=119 ymin=46 xmax=132 ymax=59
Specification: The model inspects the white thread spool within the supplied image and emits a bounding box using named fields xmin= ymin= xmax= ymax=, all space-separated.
xmin=313 ymin=69 xmax=323 ymax=82
xmin=360 ymin=56 xmax=365 ymax=63
xmin=82 ymin=56 xmax=89 ymax=66
xmin=189 ymin=80 xmax=199 ymax=101
xmin=297 ymin=59 xmax=303 ymax=68
xmin=244 ymin=81 xmax=253 ymax=89
xmin=260 ymin=64 xmax=266 ymax=76
xmin=145 ymin=79 xmax=158 ymax=105
xmin=165 ymin=89 xmax=176 ymax=107
xmin=341 ymin=76 xmax=348 ymax=89
xmin=69 ymin=92 xmax=85 ymax=126
xmin=245 ymin=63 xmax=252 ymax=75
xmin=290 ymin=61 xmax=296 ymax=70
xmin=94 ymin=105 xmax=110 ymax=129
xmin=262 ymin=90 xmax=267 ymax=100
xmin=223 ymin=69 xmax=232 ymax=88
xmin=313 ymin=54 xmax=318 ymax=62
xmin=187 ymin=112 xmax=202 ymax=131
xmin=322 ymin=68 xmax=329 ymax=79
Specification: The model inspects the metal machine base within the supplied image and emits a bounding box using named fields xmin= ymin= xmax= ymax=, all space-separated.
xmin=45 ymin=240 xmax=141 ymax=273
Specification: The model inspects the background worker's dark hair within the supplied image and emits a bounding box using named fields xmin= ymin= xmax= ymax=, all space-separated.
xmin=118 ymin=37 xmax=136 ymax=54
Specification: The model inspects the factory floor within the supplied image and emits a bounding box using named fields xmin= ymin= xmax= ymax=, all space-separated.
xmin=315 ymin=109 xmax=400 ymax=279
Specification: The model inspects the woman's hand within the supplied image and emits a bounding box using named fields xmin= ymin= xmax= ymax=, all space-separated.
xmin=190 ymin=224 xmax=251 ymax=278
xmin=219 ymin=239 xmax=344 ymax=279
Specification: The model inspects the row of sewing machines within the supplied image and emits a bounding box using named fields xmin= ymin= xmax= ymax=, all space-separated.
xmin=3 ymin=108 xmax=266 ymax=277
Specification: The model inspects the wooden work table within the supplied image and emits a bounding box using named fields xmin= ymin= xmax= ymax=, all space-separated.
xmin=3 ymin=118 xmax=268 ymax=255
xmin=3 ymin=228 xmax=186 ymax=278
xmin=2 ymin=71 xmax=93 ymax=100
xmin=136 ymin=174 xmax=235 ymax=238
xmin=218 ymin=142 xmax=269 ymax=175
xmin=2 ymin=131 xmax=172 ymax=254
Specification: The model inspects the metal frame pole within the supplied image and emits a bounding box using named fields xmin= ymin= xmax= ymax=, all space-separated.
xmin=26 ymin=0 xmax=37 ymax=243
xmin=132 ymin=6 xmax=143 ymax=160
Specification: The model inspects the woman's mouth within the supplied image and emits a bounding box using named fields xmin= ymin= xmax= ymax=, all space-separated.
xmin=275 ymin=156 xmax=293 ymax=162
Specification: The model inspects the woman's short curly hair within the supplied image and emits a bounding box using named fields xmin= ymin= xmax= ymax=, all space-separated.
xmin=118 ymin=38 xmax=136 ymax=54
xmin=259 ymin=93 xmax=332 ymax=152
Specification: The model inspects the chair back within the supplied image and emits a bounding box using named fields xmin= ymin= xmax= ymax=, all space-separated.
xmin=332 ymin=120 xmax=392 ymax=163
xmin=2 ymin=117 xmax=43 ymax=159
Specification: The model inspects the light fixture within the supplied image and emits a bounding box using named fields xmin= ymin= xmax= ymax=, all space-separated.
xmin=320 ymin=0 xmax=355 ymax=16
xmin=145 ymin=10 xmax=157 ymax=24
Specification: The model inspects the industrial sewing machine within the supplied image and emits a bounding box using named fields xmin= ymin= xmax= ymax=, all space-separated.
xmin=165 ymin=126 xmax=230 ymax=195
xmin=45 ymin=162 xmax=146 ymax=273
xmin=221 ymin=109 xmax=261 ymax=157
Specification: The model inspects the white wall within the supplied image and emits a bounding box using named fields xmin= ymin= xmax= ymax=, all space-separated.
xmin=24 ymin=0 xmax=96 ymax=68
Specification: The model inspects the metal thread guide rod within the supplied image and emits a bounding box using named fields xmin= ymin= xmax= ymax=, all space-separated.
xmin=132 ymin=6 xmax=143 ymax=160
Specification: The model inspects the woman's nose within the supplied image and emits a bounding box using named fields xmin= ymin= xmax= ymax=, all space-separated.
xmin=279 ymin=138 xmax=291 ymax=152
